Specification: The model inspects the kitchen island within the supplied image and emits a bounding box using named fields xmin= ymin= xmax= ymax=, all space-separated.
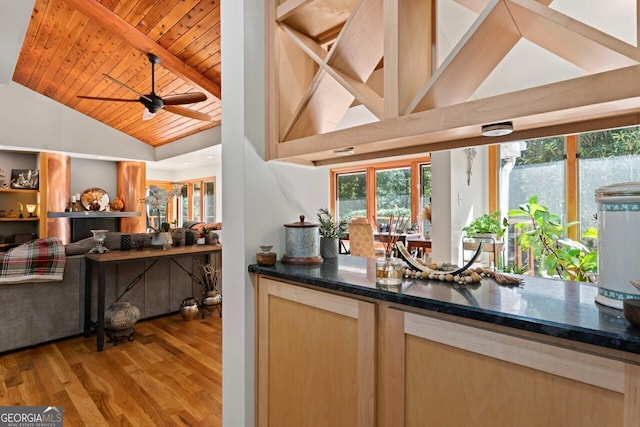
xmin=249 ymin=255 xmax=640 ymax=427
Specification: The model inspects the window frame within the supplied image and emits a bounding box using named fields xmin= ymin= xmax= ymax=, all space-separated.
xmin=148 ymin=177 xmax=216 ymax=228
xmin=330 ymin=156 xmax=431 ymax=223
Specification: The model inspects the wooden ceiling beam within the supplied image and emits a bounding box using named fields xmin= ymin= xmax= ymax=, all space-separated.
xmin=277 ymin=63 xmax=640 ymax=158
xmin=63 ymin=0 xmax=221 ymax=100
xmin=276 ymin=0 xmax=314 ymax=22
xmin=506 ymin=0 xmax=640 ymax=73
xmin=280 ymin=23 xmax=328 ymax=64
xmin=407 ymin=0 xmax=521 ymax=114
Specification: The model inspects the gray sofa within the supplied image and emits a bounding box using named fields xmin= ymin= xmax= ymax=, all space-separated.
xmin=0 ymin=232 xmax=221 ymax=354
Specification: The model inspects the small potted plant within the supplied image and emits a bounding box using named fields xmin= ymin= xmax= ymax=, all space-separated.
xmin=316 ymin=208 xmax=347 ymax=258
xmin=462 ymin=211 xmax=507 ymax=241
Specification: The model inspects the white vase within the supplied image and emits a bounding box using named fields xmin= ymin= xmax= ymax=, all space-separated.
xmin=151 ymin=231 xmax=172 ymax=249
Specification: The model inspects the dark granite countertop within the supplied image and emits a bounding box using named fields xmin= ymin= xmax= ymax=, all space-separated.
xmin=249 ymin=255 xmax=640 ymax=355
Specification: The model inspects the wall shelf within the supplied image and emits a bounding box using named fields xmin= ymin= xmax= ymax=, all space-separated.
xmin=47 ymin=211 xmax=141 ymax=218
xmin=0 ymin=217 xmax=39 ymax=222
xmin=0 ymin=188 xmax=38 ymax=194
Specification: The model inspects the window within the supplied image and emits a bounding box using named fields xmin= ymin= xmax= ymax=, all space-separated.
xmin=192 ymin=183 xmax=201 ymax=222
xmin=336 ymin=172 xmax=367 ymax=222
xmin=152 ymin=178 xmax=216 ymax=228
xmin=499 ymin=137 xmax=566 ymax=219
xmin=331 ymin=157 xmax=431 ymax=226
xmin=578 ymin=127 xmax=640 ymax=236
xmin=204 ymin=181 xmax=216 ymax=223
xmin=375 ymin=167 xmax=411 ymax=224
xmin=496 ymin=125 xmax=640 ymax=269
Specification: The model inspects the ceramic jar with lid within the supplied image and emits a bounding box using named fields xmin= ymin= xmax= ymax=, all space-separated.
xmin=595 ymin=181 xmax=640 ymax=309
xmin=282 ymin=215 xmax=323 ymax=264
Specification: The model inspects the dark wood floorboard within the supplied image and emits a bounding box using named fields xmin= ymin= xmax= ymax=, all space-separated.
xmin=0 ymin=313 xmax=222 ymax=426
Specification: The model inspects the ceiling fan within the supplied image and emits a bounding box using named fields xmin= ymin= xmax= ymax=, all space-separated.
xmin=78 ymin=53 xmax=213 ymax=122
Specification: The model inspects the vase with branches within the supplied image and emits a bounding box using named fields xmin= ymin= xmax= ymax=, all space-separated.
xmin=142 ymin=184 xmax=182 ymax=249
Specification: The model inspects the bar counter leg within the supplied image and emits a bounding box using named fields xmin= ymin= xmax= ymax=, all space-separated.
xmin=97 ymin=264 xmax=106 ymax=352
xmin=84 ymin=261 xmax=93 ymax=338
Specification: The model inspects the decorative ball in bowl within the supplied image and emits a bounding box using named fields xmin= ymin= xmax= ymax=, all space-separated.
xmin=623 ymin=298 xmax=640 ymax=328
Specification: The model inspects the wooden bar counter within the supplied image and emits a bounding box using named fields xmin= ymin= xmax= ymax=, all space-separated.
xmin=249 ymin=256 xmax=640 ymax=427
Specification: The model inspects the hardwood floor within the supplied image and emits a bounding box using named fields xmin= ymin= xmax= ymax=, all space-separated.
xmin=0 ymin=313 xmax=222 ymax=426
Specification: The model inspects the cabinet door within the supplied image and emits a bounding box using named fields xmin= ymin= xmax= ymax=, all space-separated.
xmin=257 ymin=277 xmax=375 ymax=427
xmin=383 ymin=308 xmax=640 ymax=427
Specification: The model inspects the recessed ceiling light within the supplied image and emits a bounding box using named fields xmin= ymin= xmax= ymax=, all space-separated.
xmin=206 ymin=155 xmax=213 ymax=159
xmin=481 ymin=121 xmax=514 ymax=137
xmin=333 ymin=147 xmax=355 ymax=156
xmin=182 ymin=161 xmax=191 ymax=165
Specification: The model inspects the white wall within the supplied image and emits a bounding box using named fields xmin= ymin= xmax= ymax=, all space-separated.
xmin=0 ymin=83 xmax=155 ymax=161
xmin=221 ymin=1 xmax=330 ymax=425
xmin=70 ymin=158 xmax=117 ymax=198
xmin=430 ymin=147 xmax=487 ymax=265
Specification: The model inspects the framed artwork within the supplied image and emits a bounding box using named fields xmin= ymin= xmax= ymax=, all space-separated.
xmin=10 ymin=169 xmax=39 ymax=190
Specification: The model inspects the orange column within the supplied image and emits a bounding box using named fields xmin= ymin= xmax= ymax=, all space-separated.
xmin=117 ymin=161 xmax=146 ymax=232
xmin=39 ymin=153 xmax=71 ymax=243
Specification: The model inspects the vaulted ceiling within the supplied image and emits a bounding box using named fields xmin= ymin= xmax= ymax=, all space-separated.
xmin=12 ymin=0 xmax=221 ymax=147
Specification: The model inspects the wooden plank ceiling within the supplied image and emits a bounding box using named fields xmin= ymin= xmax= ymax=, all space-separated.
xmin=13 ymin=0 xmax=221 ymax=147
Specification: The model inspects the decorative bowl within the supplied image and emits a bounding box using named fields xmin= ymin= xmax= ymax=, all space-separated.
xmin=623 ymin=298 xmax=640 ymax=328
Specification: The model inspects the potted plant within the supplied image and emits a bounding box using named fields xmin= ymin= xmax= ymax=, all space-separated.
xmin=508 ymin=196 xmax=598 ymax=282
xmin=316 ymin=208 xmax=347 ymax=258
xmin=142 ymin=184 xmax=182 ymax=249
xmin=462 ymin=211 xmax=507 ymax=241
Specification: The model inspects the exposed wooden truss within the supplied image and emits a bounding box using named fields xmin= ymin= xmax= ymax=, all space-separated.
xmin=266 ymin=0 xmax=640 ymax=165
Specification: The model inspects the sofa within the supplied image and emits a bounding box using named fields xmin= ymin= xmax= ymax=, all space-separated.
xmin=0 ymin=232 xmax=222 ymax=354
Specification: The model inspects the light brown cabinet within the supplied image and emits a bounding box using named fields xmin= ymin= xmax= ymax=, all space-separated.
xmin=382 ymin=308 xmax=636 ymax=427
xmin=256 ymin=277 xmax=375 ymax=427
xmin=255 ymin=275 xmax=640 ymax=427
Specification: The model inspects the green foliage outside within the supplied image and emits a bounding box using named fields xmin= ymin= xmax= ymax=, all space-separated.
xmin=376 ymin=168 xmax=411 ymax=216
xmin=508 ymin=196 xmax=598 ymax=282
xmin=514 ymin=126 xmax=640 ymax=165
xmin=336 ymin=172 xmax=366 ymax=222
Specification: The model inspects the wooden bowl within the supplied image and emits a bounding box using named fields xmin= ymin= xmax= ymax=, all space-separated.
xmin=623 ymin=298 xmax=640 ymax=328
xmin=256 ymin=252 xmax=276 ymax=266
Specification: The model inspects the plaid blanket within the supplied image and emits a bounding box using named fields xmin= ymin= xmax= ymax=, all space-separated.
xmin=0 ymin=238 xmax=66 ymax=284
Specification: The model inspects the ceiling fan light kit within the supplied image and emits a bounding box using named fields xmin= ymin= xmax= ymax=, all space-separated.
xmin=78 ymin=53 xmax=212 ymax=121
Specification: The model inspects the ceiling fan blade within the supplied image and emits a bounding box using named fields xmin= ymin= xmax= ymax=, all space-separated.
xmin=77 ymin=95 xmax=139 ymax=102
xmin=161 ymin=92 xmax=207 ymax=105
xmin=103 ymin=74 xmax=152 ymax=102
xmin=164 ymin=105 xmax=214 ymax=121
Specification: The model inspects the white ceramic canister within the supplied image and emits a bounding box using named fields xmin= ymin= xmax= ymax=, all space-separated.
xmin=282 ymin=215 xmax=323 ymax=264
xmin=595 ymin=182 xmax=640 ymax=309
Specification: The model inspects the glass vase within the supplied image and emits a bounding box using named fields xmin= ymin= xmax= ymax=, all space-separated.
xmin=375 ymin=254 xmax=404 ymax=287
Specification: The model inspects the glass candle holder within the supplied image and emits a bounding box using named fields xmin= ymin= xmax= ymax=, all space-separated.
xmin=375 ymin=255 xmax=404 ymax=287
xmin=89 ymin=229 xmax=110 ymax=254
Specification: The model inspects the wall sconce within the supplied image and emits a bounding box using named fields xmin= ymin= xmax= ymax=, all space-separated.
xmin=481 ymin=121 xmax=513 ymax=137
xmin=26 ymin=204 xmax=37 ymax=218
